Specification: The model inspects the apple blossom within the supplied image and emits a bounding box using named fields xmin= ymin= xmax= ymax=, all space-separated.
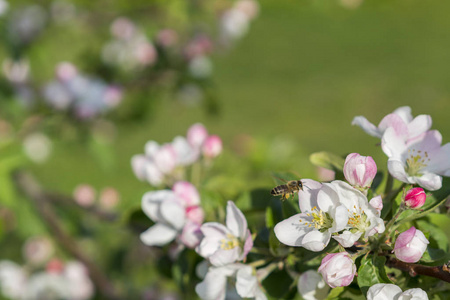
xmin=202 ymin=135 xmax=223 ymax=158
xmin=196 ymin=201 xmax=253 ymax=266
xmin=275 ymin=180 xmax=384 ymax=251
xmin=404 ymin=187 xmax=426 ymax=209
xmin=187 ymin=123 xmax=209 ymax=148
xmin=22 ymin=236 xmax=54 ymax=266
xmin=331 ymin=181 xmax=385 ymax=247
xmin=382 ymin=128 xmax=450 ymax=190
xmin=318 ymin=252 xmax=356 ymax=288
xmin=398 ymin=288 xmax=429 ymax=300
xmin=140 ymin=182 xmax=204 ymax=248
xmin=195 ymin=263 xmax=266 ymax=300
xmin=367 ymin=284 xmax=429 ymax=300
xmin=367 ymin=284 xmax=403 ymax=300
xmin=343 ymin=153 xmax=377 ymax=190
xmin=274 ymin=180 xmax=348 ymax=251
xmin=0 ymin=261 xmax=27 ymax=299
xmin=394 ymin=226 xmax=429 ymax=263
xmin=352 ymin=106 xmax=432 ymax=141
xmin=297 ymin=270 xmax=330 ymax=300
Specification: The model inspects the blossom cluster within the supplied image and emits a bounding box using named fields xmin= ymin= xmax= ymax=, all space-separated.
xmin=135 ymin=124 xmax=268 ymax=299
xmin=274 ymin=175 xmax=385 ymax=252
xmin=43 ymin=62 xmax=123 ymax=119
xmin=131 ymin=123 xmax=222 ymax=187
xmin=102 ymin=17 xmax=158 ymax=71
xmin=0 ymin=236 xmax=94 ymax=300
xmin=353 ymin=106 xmax=450 ymax=190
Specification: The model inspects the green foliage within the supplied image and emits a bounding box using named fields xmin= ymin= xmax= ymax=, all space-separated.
xmin=357 ymin=255 xmax=391 ymax=296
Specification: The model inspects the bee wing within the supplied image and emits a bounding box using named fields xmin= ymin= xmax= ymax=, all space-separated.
xmin=271 ymin=175 xmax=289 ymax=185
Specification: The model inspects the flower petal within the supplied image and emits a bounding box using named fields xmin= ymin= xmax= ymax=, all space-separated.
xmin=236 ymin=266 xmax=260 ymax=299
xmin=195 ymin=267 xmax=228 ymax=300
xmin=209 ymin=248 xmax=241 ymax=267
xmin=301 ymin=230 xmax=331 ymax=252
xmin=196 ymin=223 xmax=230 ymax=258
xmin=382 ymin=127 xmax=407 ymax=158
xmin=298 ymin=179 xmax=322 ymax=212
xmin=352 ymin=116 xmax=381 ymax=138
xmin=226 ymin=201 xmax=248 ymax=240
xmin=378 ymin=113 xmax=408 ymax=138
xmin=333 ymin=230 xmax=362 ymax=248
xmin=140 ymin=223 xmax=177 ymax=246
xmin=141 ymin=190 xmax=174 ymax=222
xmin=415 ymin=173 xmax=442 ymax=191
xmin=160 ymin=199 xmax=186 ymax=230
xmin=407 ymin=114 xmax=432 ymax=138
xmin=387 ymin=159 xmax=411 ymax=184
xmin=274 ymin=214 xmax=308 ymax=247
xmin=173 ymin=181 xmax=200 ymax=206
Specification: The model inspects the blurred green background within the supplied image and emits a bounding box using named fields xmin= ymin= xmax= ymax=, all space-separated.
xmin=31 ymin=0 xmax=450 ymax=205
xmin=1 ymin=0 xmax=449 ymax=298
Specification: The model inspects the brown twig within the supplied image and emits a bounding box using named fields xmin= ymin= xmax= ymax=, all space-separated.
xmin=386 ymin=256 xmax=450 ymax=283
xmin=14 ymin=171 xmax=122 ymax=300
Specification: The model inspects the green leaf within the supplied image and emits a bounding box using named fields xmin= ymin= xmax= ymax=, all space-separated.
xmin=373 ymin=256 xmax=392 ymax=284
xmin=357 ymin=256 xmax=382 ymax=296
xmin=309 ymin=151 xmax=345 ymax=172
xmin=326 ymin=287 xmax=345 ymax=299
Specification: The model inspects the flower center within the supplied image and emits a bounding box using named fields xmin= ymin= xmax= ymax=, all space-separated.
xmin=406 ymin=149 xmax=430 ymax=176
xmin=299 ymin=206 xmax=333 ymax=232
xmin=347 ymin=205 xmax=368 ymax=231
xmin=220 ymin=233 xmax=240 ymax=250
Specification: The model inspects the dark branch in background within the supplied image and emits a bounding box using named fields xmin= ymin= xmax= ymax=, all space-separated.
xmin=14 ymin=171 xmax=122 ymax=300
xmin=386 ymin=256 xmax=450 ymax=283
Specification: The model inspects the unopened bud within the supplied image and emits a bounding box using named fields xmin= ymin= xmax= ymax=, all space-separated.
xmin=404 ymin=187 xmax=426 ymax=209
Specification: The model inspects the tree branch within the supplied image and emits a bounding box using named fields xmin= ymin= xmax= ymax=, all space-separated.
xmin=14 ymin=171 xmax=122 ymax=300
xmin=386 ymin=256 xmax=450 ymax=283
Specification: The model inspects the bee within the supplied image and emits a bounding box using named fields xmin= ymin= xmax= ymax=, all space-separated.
xmin=270 ymin=179 xmax=303 ymax=200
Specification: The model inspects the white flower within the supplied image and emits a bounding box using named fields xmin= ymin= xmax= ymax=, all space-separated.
xmin=140 ymin=182 xmax=204 ymax=248
xmin=196 ymin=201 xmax=253 ymax=266
xmin=330 ymin=181 xmax=385 ymax=247
xmin=275 ymin=180 xmax=384 ymax=250
xmin=0 ymin=261 xmax=27 ymax=299
xmin=367 ymin=284 xmax=429 ymax=300
xmin=64 ymin=261 xmax=94 ymax=300
xmin=382 ymin=128 xmax=450 ymax=190
xmin=352 ymin=106 xmax=432 ymax=140
xmin=297 ymin=270 xmax=329 ymax=300
xmin=274 ymin=180 xmax=349 ymax=251
xmin=195 ymin=263 xmax=266 ymax=300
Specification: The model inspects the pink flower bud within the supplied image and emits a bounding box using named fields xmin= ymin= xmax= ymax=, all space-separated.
xmin=99 ymin=187 xmax=120 ymax=210
xmin=187 ymin=123 xmax=208 ymax=148
xmin=185 ymin=205 xmax=205 ymax=224
xmin=46 ymin=259 xmax=64 ymax=274
xmin=173 ymin=181 xmax=200 ymax=206
xmin=394 ymin=227 xmax=429 ymax=263
xmin=318 ymin=252 xmax=356 ymax=288
xmin=404 ymin=187 xmax=426 ymax=209
xmin=22 ymin=236 xmax=54 ymax=266
xmin=202 ymin=135 xmax=222 ymax=158
xmin=56 ymin=62 xmax=77 ymax=81
xmin=343 ymin=153 xmax=377 ymax=189
xmin=73 ymin=184 xmax=96 ymax=207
